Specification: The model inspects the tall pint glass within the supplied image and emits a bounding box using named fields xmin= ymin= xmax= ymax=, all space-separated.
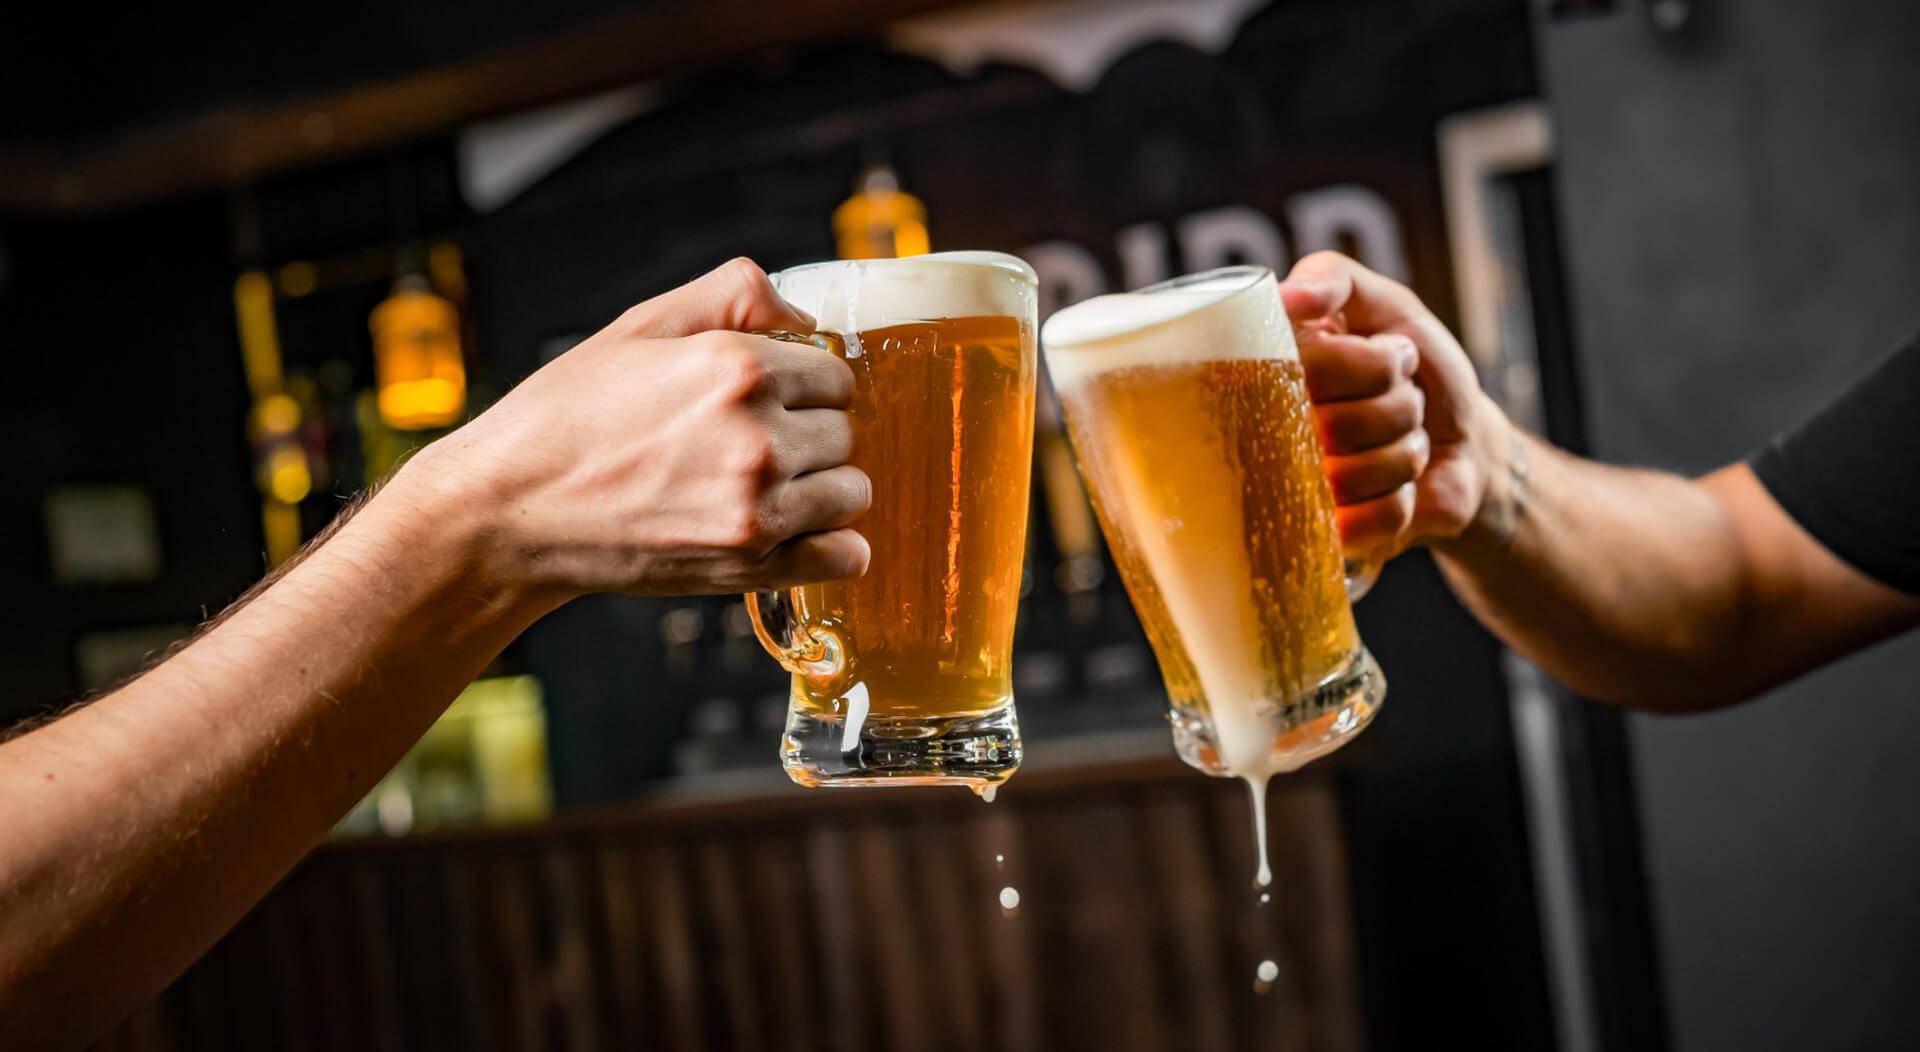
xmin=749 ymin=251 xmax=1038 ymax=792
xmin=1040 ymin=266 xmax=1386 ymax=788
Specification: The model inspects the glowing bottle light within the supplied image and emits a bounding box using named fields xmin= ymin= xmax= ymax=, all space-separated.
xmin=234 ymin=269 xmax=308 ymax=565
xmin=250 ymin=392 xmax=313 ymax=505
xmin=832 ymin=166 xmax=929 ymax=260
xmin=370 ymin=275 xmax=466 ymax=430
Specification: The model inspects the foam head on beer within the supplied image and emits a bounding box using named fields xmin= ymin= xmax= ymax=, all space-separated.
xmin=775 ymin=250 xmax=1036 ymax=338
xmin=1039 ymin=269 xmax=1297 ymax=391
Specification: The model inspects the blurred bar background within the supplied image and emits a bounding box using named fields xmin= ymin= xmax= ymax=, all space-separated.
xmin=3 ymin=1 xmax=1917 ymax=1050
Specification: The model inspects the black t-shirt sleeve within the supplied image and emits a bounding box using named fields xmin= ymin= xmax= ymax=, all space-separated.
xmin=1749 ymin=333 xmax=1920 ymax=596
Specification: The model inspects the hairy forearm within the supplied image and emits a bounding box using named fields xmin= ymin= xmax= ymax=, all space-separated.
xmin=0 ymin=457 xmax=557 ymax=1048
xmin=1432 ymin=413 xmax=1755 ymax=710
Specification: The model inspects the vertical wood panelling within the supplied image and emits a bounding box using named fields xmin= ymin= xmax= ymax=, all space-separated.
xmin=93 ymin=763 xmax=1362 ymax=1051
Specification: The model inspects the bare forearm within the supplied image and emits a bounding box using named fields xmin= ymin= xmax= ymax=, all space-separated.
xmin=1432 ymin=416 xmax=1754 ymax=710
xmin=0 ymin=258 xmax=874 ymax=1048
xmin=0 ymin=460 xmax=557 ymax=1048
xmin=1278 ymin=252 xmax=1920 ymax=710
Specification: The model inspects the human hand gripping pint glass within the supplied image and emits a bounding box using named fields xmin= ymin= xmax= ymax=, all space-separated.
xmin=748 ymin=252 xmax=1038 ymax=793
xmin=1040 ymin=267 xmax=1385 ymax=847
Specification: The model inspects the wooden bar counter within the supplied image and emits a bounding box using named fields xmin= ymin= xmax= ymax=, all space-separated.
xmin=92 ymin=735 xmax=1364 ymax=1051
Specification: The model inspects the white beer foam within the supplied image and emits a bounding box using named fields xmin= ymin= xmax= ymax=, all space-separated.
xmin=1040 ymin=270 xmax=1297 ymax=390
xmin=773 ymin=250 xmax=1037 ymax=334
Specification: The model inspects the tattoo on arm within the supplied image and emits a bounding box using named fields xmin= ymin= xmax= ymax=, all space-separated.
xmin=1493 ymin=429 xmax=1532 ymax=547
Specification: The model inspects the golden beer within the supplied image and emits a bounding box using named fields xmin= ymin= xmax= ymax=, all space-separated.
xmin=751 ymin=252 xmax=1037 ymax=790
xmin=1042 ymin=266 xmax=1384 ymax=781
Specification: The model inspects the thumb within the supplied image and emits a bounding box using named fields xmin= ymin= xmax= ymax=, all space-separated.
xmin=622 ymin=257 xmax=816 ymax=338
xmin=1277 ymin=251 xmax=1425 ymax=337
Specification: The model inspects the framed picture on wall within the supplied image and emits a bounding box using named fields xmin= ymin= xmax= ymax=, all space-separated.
xmin=43 ymin=484 xmax=162 ymax=587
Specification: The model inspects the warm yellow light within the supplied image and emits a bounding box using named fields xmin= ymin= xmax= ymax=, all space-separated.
xmin=276 ymin=262 xmax=317 ymax=297
xmin=370 ymin=281 xmax=466 ymax=430
xmin=427 ymin=242 xmax=468 ymax=301
xmin=265 ymin=446 xmax=312 ymax=504
xmin=833 ymin=166 xmax=929 ymax=260
xmin=254 ymin=392 xmax=301 ymax=436
xmin=892 ymin=220 xmax=931 ymax=259
xmin=377 ymin=378 xmax=464 ymax=429
xmin=262 ymin=500 xmax=302 ymax=568
xmin=233 ymin=271 xmax=284 ymax=398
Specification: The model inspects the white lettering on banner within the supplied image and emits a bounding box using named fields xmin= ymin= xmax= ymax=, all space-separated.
xmin=1115 ymin=222 xmax=1171 ymax=292
xmin=1177 ymin=205 xmax=1289 ymax=273
xmin=1286 ymin=184 xmax=1410 ymax=282
xmin=1024 ymin=186 xmax=1410 ymax=315
xmin=1024 ymin=241 xmax=1109 ymax=319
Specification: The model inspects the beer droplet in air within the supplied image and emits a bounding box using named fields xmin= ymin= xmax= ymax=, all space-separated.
xmin=998 ymin=886 xmax=1021 ymax=913
xmin=1253 ymin=958 xmax=1279 ymax=994
xmin=994 ymin=854 xmax=1005 ymax=865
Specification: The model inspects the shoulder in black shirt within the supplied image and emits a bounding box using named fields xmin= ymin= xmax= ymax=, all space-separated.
xmin=1749 ymin=333 xmax=1920 ymax=596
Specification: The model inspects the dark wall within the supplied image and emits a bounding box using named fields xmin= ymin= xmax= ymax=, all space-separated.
xmin=1539 ymin=2 xmax=1920 ymax=1049
xmin=0 ymin=146 xmax=470 ymax=723
xmin=0 ymin=202 xmax=260 ymax=712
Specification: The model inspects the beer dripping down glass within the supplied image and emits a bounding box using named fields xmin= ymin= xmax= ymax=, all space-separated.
xmin=748 ymin=252 xmax=1039 ymax=794
xmin=1041 ymin=266 xmax=1386 ymax=885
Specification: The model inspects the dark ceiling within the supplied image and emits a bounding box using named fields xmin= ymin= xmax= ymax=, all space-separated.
xmin=0 ymin=0 xmax=983 ymax=212
xmin=0 ymin=0 xmax=629 ymax=148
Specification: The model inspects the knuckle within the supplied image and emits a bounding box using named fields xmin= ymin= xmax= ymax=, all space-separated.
xmin=1383 ymin=451 xmax=1418 ymax=486
xmin=751 ymin=498 xmax=786 ymax=546
xmin=1386 ymin=489 xmax=1417 ymax=531
xmin=1363 ymin=349 xmax=1401 ymax=390
xmin=1407 ymin=383 xmax=1427 ymax=420
xmin=686 ymin=327 xmax=736 ymax=357
xmin=1406 ymin=429 xmax=1432 ymax=471
xmin=706 ymin=341 xmax=774 ymax=400
xmin=725 ymin=426 xmax=779 ymax=480
xmin=614 ymin=301 xmax=655 ymax=335
xmin=722 ymin=491 xmax=777 ymax=550
xmin=715 ymin=256 xmax=767 ymax=292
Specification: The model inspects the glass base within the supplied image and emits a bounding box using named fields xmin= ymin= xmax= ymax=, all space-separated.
xmin=1167 ymin=646 xmax=1386 ymax=777
xmin=782 ymin=703 xmax=1021 ymax=792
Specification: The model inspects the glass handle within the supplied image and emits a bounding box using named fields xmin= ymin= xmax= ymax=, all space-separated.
xmin=746 ymin=588 xmax=844 ymax=679
xmin=758 ymin=330 xmax=839 ymax=352
xmin=743 ymin=325 xmax=849 ymax=679
xmin=1344 ymin=554 xmax=1380 ymax=603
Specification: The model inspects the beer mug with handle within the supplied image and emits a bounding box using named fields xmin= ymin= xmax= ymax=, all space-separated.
xmin=1041 ymin=265 xmax=1386 ymax=785
xmin=748 ymin=251 xmax=1038 ymax=793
